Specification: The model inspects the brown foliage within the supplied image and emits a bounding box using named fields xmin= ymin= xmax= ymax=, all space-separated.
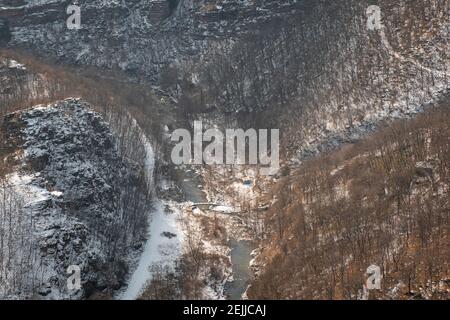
xmin=249 ymin=106 xmax=450 ymax=299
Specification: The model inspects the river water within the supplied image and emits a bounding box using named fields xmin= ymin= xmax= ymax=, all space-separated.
xmin=224 ymin=239 xmax=256 ymax=300
xmin=118 ymin=120 xmax=255 ymax=299
xmin=180 ymin=170 xmax=255 ymax=300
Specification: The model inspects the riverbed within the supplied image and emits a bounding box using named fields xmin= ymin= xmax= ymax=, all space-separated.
xmin=224 ymin=240 xmax=256 ymax=300
xmin=119 ymin=123 xmax=255 ymax=300
xmin=180 ymin=169 xmax=255 ymax=300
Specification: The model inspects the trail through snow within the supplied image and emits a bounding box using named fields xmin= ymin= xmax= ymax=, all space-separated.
xmin=120 ymin=200 xmax=182 ymax=300
xmin=119 ymin=120 xmax=183 ymax=300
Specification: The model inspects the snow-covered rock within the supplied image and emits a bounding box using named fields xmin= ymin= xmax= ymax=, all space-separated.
xmin=0 ymin=98 xmax=150 ymax=299
xmin=0 ymin=0 xmax=305 ymax=82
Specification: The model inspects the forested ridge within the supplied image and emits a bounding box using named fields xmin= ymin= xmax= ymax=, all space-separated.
xmin=0 ymin=0 xmax=449 ymax=300
xmin=249 ymin=103 xmax=450 ymax=299
xmin=169 ymin=0 xmax=449 ymax=163
xmin=0 ymin=52 xmax=163 ymax=298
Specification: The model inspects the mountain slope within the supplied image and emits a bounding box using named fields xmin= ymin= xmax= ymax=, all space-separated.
xmin=0 ymin=0 xmax=306 ymax=81
xmin=0 ymin=0 xmax=449 ymax=301
xmin=0 ymin=99 xmax=150 ymax=299
xmin=248 ymin=103 xmax=450 ymax=299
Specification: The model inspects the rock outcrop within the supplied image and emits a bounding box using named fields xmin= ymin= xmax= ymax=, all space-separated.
xmin=0 ymin=0 xmax=305 ymax=81
xmin=0 ymin=98 xmax=150 ymax=299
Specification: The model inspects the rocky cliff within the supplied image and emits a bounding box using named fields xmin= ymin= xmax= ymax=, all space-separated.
xmin=0 ymin=98 xmax=150 ymax=299
xmin=4 ymin=1 xmax=448 ymax=155
xmin=0 ymin=0 xmax=305 ymax=81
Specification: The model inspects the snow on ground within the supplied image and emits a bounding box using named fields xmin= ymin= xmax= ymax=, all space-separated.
xmin=119 ymin=119 xmax=262 ymax=300
xmin=5 ymin=59 xmax=27 ymax=70
xmin=179 ymin=203 xmax=232 ymax=300
xmin=119 ymin=119 xmax=185 ymax=300
xmin=379 ymin=27 xmax=449 ymax=79
xmin=119 ymin=200 xmax=184 ymax=300
xmin=7 ymin=172 xmax=50 ymax=206
xmin=1 ymin=100 xmax=137 ymax=299
xmin=211 ymin=205 xmax=235 ymax=213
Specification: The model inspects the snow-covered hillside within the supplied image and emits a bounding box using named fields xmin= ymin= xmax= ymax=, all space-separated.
xmin=0 ymin=98 xmax=150 ymax=299
xmin=0 ymin=0 xmax=448 ymax=302
xmin=0 ymin=0 xmax=306 ymax=81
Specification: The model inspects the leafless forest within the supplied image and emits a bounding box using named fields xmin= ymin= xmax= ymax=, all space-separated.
xmin=0 ymin=0 xmax=449 ymax=300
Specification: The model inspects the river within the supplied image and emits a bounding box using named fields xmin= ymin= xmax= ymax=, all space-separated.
xmin=180 ymin=170 xmax=255 ymax=300
xmin=224 ymin=239 xmax=256 ymax=300
xmin=119 ymin=121 xmax=254 ymax=300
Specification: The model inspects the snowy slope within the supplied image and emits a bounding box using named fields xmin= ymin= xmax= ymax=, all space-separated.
xmin=0 ymin=98 xmax=149 ymax=299
xmin=119 ymin=120 xmax=184 ymax=300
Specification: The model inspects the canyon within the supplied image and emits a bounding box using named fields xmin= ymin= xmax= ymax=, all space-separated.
xmin=0 ymin=0 xmax=449 ymax=300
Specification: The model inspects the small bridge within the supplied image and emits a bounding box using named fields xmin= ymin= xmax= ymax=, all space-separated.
xmin=190 ymin=203 xmax=269 ymax=215
xmin=191 ymin=203 xmax=240 ymax=214
xmin=192 ymin=202 xmax=223 ymax=207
